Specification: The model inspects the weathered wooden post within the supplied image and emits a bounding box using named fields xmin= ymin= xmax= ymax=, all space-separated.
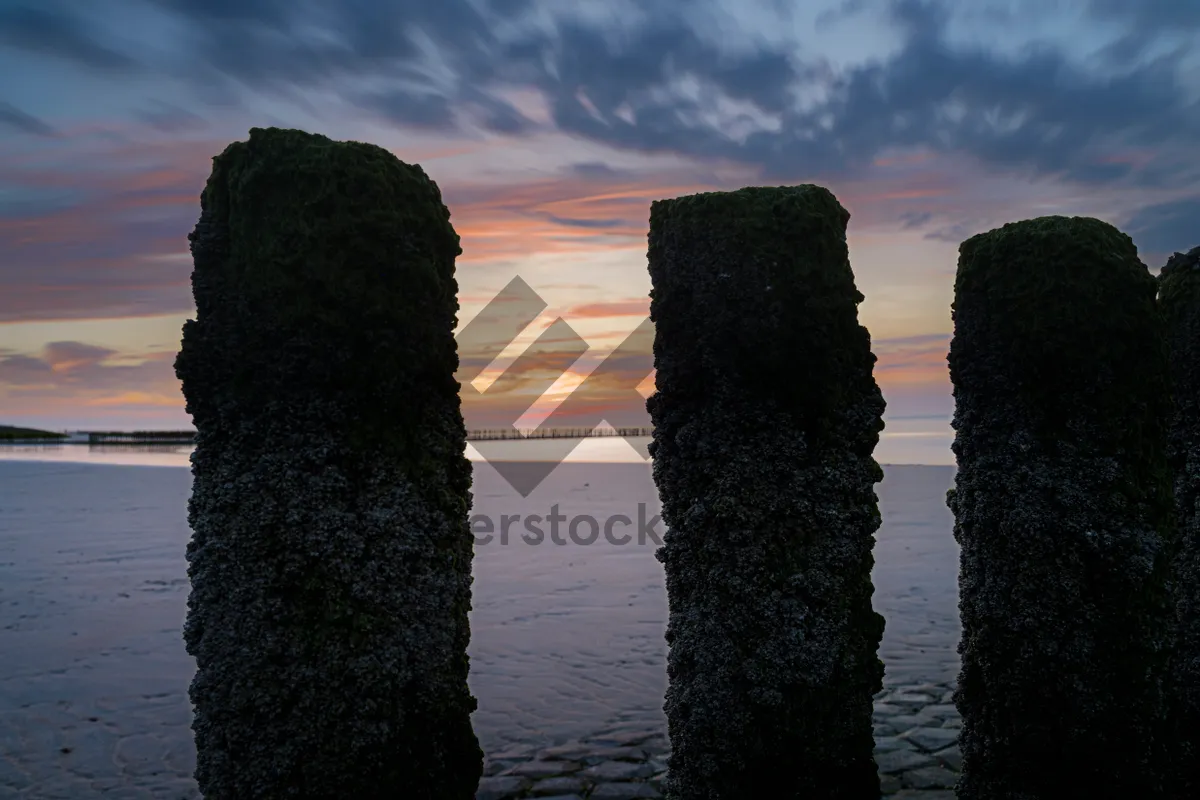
xmin=175 ymin=127 xmax=482 ymax=798
xmin=648 ymin=185 xmax=887 ymax=798
xmin=947 ymin=216 xmax=1175 ymax=798
xmin=1161 ymin=245 xmax=1200 ymax=797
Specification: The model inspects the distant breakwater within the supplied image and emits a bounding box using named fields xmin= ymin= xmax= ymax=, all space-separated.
xmin=0 ymin=427 xmax=655 ymax=446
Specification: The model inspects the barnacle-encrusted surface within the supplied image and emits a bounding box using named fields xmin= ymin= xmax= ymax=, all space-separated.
xmin=947 ymin=216 xmax=1175 ymax=798
xmin=175 ymin=127 xmax=481 ymax=799
xmin=647 ymin=185 xmax=887 ymax=798
xmin=1160 ymin=245 xmax=1200 ymax=797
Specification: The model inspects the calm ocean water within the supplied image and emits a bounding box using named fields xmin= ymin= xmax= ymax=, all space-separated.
xmin=0 ymin=418 xmax=956 ymax=469
xmin=0 ymin=437 xmax=653 ymax=469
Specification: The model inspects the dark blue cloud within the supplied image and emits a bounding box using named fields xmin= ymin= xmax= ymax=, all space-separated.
xmin=812 ymin=34 xmax=1194 ymax=186
xmin=1122 ymin=196 xmax=1200 ymax=264
xmin=531 ymin=20 xmax=799 ymax=115
xmin=899 ymin=211 xmax=933 ymax=229
xmin=1089 ymin=0 xmax=1200 ymax=32
xmin=0 ymin=101 xmax=55 ymax=136
xmin=459 ymin=87 xmax=538 ymax=135
xmin=0 ymin=3 xmax=138 ymax=70
xmin=569 ymin=162 xmax=627 ymax=178
xmin=537 ymin=213 xmax=628 ymax=229
xmin=356 ymin=88 xmax=459 ymax=131
xmin=147 ymin=0 xmax=294 ymax=24
xmin=925 ymin=221 xmax=984 ymax=244
xmin=0 ymin=184 xmax=83 ymax=219
xmin=135 ymin=101 xmax=208 ymax=133
xmin=2 ymin=0 xmax=1198 ymax=195
xmin=505 ymin=0 xmax=1196 ymax=192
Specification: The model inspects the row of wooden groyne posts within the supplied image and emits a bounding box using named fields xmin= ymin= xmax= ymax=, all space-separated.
xmin=171 ymin=127 xmax=1199 ymax=799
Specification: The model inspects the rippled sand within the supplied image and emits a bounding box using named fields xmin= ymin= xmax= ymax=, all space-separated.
xmin=0 ymin=457 xmax=960 ymax=778
xmin=468 ymin=460 xmax=960 ymax=752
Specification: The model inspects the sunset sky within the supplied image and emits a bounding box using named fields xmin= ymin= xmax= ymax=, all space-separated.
xmin=1 ymin=0 xmax=1197 ymax=465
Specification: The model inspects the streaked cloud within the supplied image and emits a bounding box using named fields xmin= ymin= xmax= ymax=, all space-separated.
xmin=0 ymin=0 xmax=1195 ymax=462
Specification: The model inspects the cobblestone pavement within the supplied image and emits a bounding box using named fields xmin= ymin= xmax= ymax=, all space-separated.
xmin=472 ymin=680 xmax=960 ymax=800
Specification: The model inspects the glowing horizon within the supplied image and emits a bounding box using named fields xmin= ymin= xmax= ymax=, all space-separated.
xmin=2 ymin=0 xmax=1196 ymax=464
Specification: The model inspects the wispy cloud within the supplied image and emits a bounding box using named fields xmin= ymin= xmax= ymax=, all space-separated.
xmin=0 ymin=101 xmax=56 ymax=137
xmin=0 ymin=0 xmax=1196 ymax=443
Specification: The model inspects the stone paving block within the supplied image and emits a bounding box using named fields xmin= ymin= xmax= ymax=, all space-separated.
xmin=582 ymin=760 xmax=656 ymax=781
xmin=874 ymin=735 xmax=915 ymax=753
xmin=504 ymin=760 xmax=581 ymax=778
xmin=875 ymin=748 xmax=937 ymax=774
xmin=589 ymin=782 xmax=662 ymax=799
xmin=902 ymin=765 xmax=959 ymax=790
xmin=530 ymin=774 xmax=587 ymax=795
xmin=900 ymin=726 xmax=959 ymax=752
xmin=933 ymin=744 xmax=961 ymax=771
xmin=147 ymin=777 xmax=200 ymax=799
xmin=890 ymin=713 xmax=937 ymax=730
xmin=594 ymin=730 xmax=659 ymax=746
xmin=578 ymin=746 xmax=647 ymax=763
xmin=539 ymin=742 xmax=592 ymax=759
xmin=639 ymin=737 xmax=670 ymax=755
xmin=490 ymin=745 xmax=536 ymax=759
xmin=476 ymin=774 xmax=531 ymax=800
xmin=921 ymin=704 xmax=958 ymax=719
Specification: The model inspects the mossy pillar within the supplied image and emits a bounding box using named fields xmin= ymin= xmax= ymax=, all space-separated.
xmin=1161 ymin=246 xmax=1200 ymax=796
xmin=647 ymin=185 xmax=886 ymax=798
xmin=947 ymin=216 xmax=1175 ymax=798
xmin=174 ymin=127 xmax=482 ymax=799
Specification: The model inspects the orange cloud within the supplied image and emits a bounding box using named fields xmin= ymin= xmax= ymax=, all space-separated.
xmin=872 ymin=333 xmax=951 ymax=386
xmin=565 ymin=299 xmax=651 ymax=318
xmin=85 ymin=391 xmax=182 ymax=407
xmin=443 ymin=176 xmax=725 ymax=262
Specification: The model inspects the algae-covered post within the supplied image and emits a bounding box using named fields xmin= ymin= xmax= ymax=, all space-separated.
xmin=1160 ymin=245 xmax=1200 ymax=797
xmin=174 ymin=127 xmax=482 ymax=799
xmin=647 ymin=185 xmax=887 ymax=799
xmin=947 ymin=216 xmax=1175 ymax=798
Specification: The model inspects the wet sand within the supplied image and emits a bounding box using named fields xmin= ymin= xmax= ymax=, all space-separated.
xmin=0 ymin=458 xmax=959 ymax=797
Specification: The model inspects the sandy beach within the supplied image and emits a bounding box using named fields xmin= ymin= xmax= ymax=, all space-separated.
xmin=0 ymin=454 xmax=960 ymax=797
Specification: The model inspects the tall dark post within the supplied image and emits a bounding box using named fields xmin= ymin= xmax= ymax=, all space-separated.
xmin=175 ymin=127 xmax=482 ymax=799
xmin=648 ymin=185 xmax=887 ymax=798
xmin=947 ymin=216 xmax=1175 ymax=798
xmin=1161 ymin=245 xmax=1200 ymax=797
